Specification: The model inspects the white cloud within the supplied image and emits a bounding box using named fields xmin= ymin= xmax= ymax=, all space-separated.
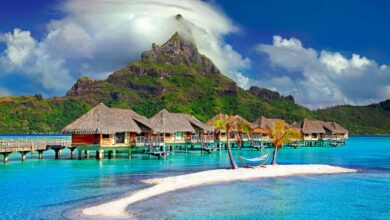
xmin=0 ymin=29 xmax=73 ymax=92
xmin=255 ymin=35 xmax=390 ymax=109
xmin=258 ymin=35 xmax=317 ymax=71
xmin=0 ymin=29 xmax=36 ymax=68
xmin=0 ymin=87 xmax=11 ymax=96
xmin=0 ymin=0 xmax=250 ymax=96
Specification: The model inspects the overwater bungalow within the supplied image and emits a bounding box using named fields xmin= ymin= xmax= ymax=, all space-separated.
xmin=62 ymin=103 xmax=154 ymax=159
xmin=301 ymin=119 xmax=348 ymax=141
xmin=149 ymin=109 xmax=214 ymax=146
xmin=251 ymin=116 xmax=290 ymax=141
xmin=206 ymin=113 xmax=252 ymax=144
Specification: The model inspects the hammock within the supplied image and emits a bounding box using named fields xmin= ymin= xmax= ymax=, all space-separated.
xmin=239 ymin=153 xmax=270 ymax=168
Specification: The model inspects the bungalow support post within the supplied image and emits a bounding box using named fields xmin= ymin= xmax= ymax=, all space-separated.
xmin=70 ymin=147 xmax=76 ymax=159
xmin=20 ymin=152 xmax=27 ymax=161
xmin=3 ymin=153 xmax=10 ymax=163
xmin=54 ymin=149 xmax=61 ymax=159
xmin=38 ymin=150 xmax=44 ymax=159
xmin=78 ymin=149 xmax=82 ymax=160
xmin=96 ymin=150 xmax=104 ymax=160
xmin=128 ymin=149 xmax=132 ymax=159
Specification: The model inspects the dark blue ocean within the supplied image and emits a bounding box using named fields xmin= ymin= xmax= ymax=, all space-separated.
xmin=0 ymin=136 xmax=389 ymax=219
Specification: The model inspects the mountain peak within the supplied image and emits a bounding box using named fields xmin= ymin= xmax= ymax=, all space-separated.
xmin=141 ymin=31 xmax=221 ymax=75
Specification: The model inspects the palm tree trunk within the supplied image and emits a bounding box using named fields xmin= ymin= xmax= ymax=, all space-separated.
xmin=226 ymin=129 xmax=238 ymax=169
xmin=271 ymin=146 xmax=278 ymax=165
xmin=237 ymin=132 xmax=241 ymax=150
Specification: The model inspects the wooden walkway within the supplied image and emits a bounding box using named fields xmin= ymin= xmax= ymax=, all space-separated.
xmin=0 ymin=138 xmax=72 ymax=163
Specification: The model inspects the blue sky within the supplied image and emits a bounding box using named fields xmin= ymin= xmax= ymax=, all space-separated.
xmin=0 ymin=0 xmax=389 ymax=108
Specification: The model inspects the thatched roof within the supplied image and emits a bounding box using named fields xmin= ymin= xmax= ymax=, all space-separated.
xmin=290 ymin=121 xmax=302 ymax=131
xmin=150 ymin=109 xmax=212 ymax=133
xmin=301 ymin=119 xmax=348 ymax=134
xmin=62 ymin=103 xmax=149 ymax=134
xmin=111 ymin=108 xmax=154 ymax=132
xmin=251 ymin=127 xmax=269 ymax=134
xmin=207 ymin=113 xmax=253 ymax=131
xmin=323 ymin=122 xmax=348 ymax=134
xmin=302 ymin=119 xmax=326 ymax=134
xmin=180 ymin=114 xmax=214 ymax=132
xmin=206 ymin=113 xmax=225 ymax=127
xmin=252 ymin=116 xmax=288 ymax=130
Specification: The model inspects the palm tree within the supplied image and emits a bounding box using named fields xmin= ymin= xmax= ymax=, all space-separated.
xmin=270 ymin=120 xmax=301 ymax=165
xmin=210 ymin=114 xmax=252 ymax=169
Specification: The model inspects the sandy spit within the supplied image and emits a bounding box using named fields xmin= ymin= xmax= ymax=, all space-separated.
xmin=82 ymin=164 xmax=357 ymax=219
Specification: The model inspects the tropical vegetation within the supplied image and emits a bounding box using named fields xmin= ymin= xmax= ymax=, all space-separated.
xmin=270 ymin=121 xmax=302 ymax=165
xmin=210 ymin=114 xmax=252 ymax=169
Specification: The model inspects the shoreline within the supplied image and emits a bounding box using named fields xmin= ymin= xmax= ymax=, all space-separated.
xmin=81 ymin=164 xmax=357 ymax=219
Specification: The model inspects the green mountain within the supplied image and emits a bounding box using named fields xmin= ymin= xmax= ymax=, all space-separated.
xmin=0 ymin=32 xmax=389 ymax=135
xmin=314 ymin=100 xmax=390 ymax=135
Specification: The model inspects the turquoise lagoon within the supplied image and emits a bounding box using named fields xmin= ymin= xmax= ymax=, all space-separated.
xmin=0 ymin=136 xmax=389 ymax=219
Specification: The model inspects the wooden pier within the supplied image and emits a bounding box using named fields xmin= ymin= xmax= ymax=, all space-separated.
xmin=1 ymin=136 xmax=347 ymax=164
xmin=0 ymin=138 xmax=71 ymax=163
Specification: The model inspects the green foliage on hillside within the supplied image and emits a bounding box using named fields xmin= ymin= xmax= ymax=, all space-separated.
xmin=0 ymin=31 xmax=389 ymax=135
xmin=0 ymin=96 xmax=92 ymax=133
xmin=0 ymin=59 xmax=314 ymax=133
xmin=314 ymin=104 xmax=390 ymax=135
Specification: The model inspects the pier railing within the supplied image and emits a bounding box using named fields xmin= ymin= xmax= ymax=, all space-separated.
xmin=0 ymin=138 xmax=72 ymax=149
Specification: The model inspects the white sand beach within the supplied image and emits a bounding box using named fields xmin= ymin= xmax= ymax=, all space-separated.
xmin=82 ymin=164 xmax=357 ymax=219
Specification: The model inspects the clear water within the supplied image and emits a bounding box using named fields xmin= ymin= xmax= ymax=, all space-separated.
xmin=0 ymin=136 xmax=389 ymax=220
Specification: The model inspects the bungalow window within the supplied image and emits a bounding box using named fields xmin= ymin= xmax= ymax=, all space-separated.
xmin=175 ymin=132 xmax=183 ymax=141
xmin=115 ymin=132 xmax=125 ymax=144
xmin=102 ymin=134 xmax=110 ymax=139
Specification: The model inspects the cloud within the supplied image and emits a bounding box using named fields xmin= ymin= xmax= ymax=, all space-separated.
xmin=0 ymin=87 xmax=11 ymax=96
xmin=255 ymin=35 xmax=390 ymax=109
xmin=0 ymin=0 xmax=250 ymax=96
xmin=0 ymin=29 xmax=36 ymax=68
xmin=0 ymin=29 xmax=73 ymax=92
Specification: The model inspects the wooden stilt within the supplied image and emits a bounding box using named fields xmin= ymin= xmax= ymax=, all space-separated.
xmin=128 ymin=149 xmax=132 ymax=159
xmin=54 ymin=149 xmax=60 ymax=159
xmin=20 ymin=152 xmax=27 ymax=161
xmin=85 ymin=150 xmax=90 ymax=158
xmin=78 ymin=149 xmax=82 ymax=160
xmin=3 ymin=153 xmax=10 ymax=163
xmin=38 ymin=150 xmax=44 ymax=159
xmin=70 ymin=148 xmax=75 ymax=159
xmin=97 ymin=150 xmax=104 ymax=160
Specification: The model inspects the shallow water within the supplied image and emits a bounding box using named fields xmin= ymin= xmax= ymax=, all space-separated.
xmin=0 ymin=136 xmax=389 ymax=219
